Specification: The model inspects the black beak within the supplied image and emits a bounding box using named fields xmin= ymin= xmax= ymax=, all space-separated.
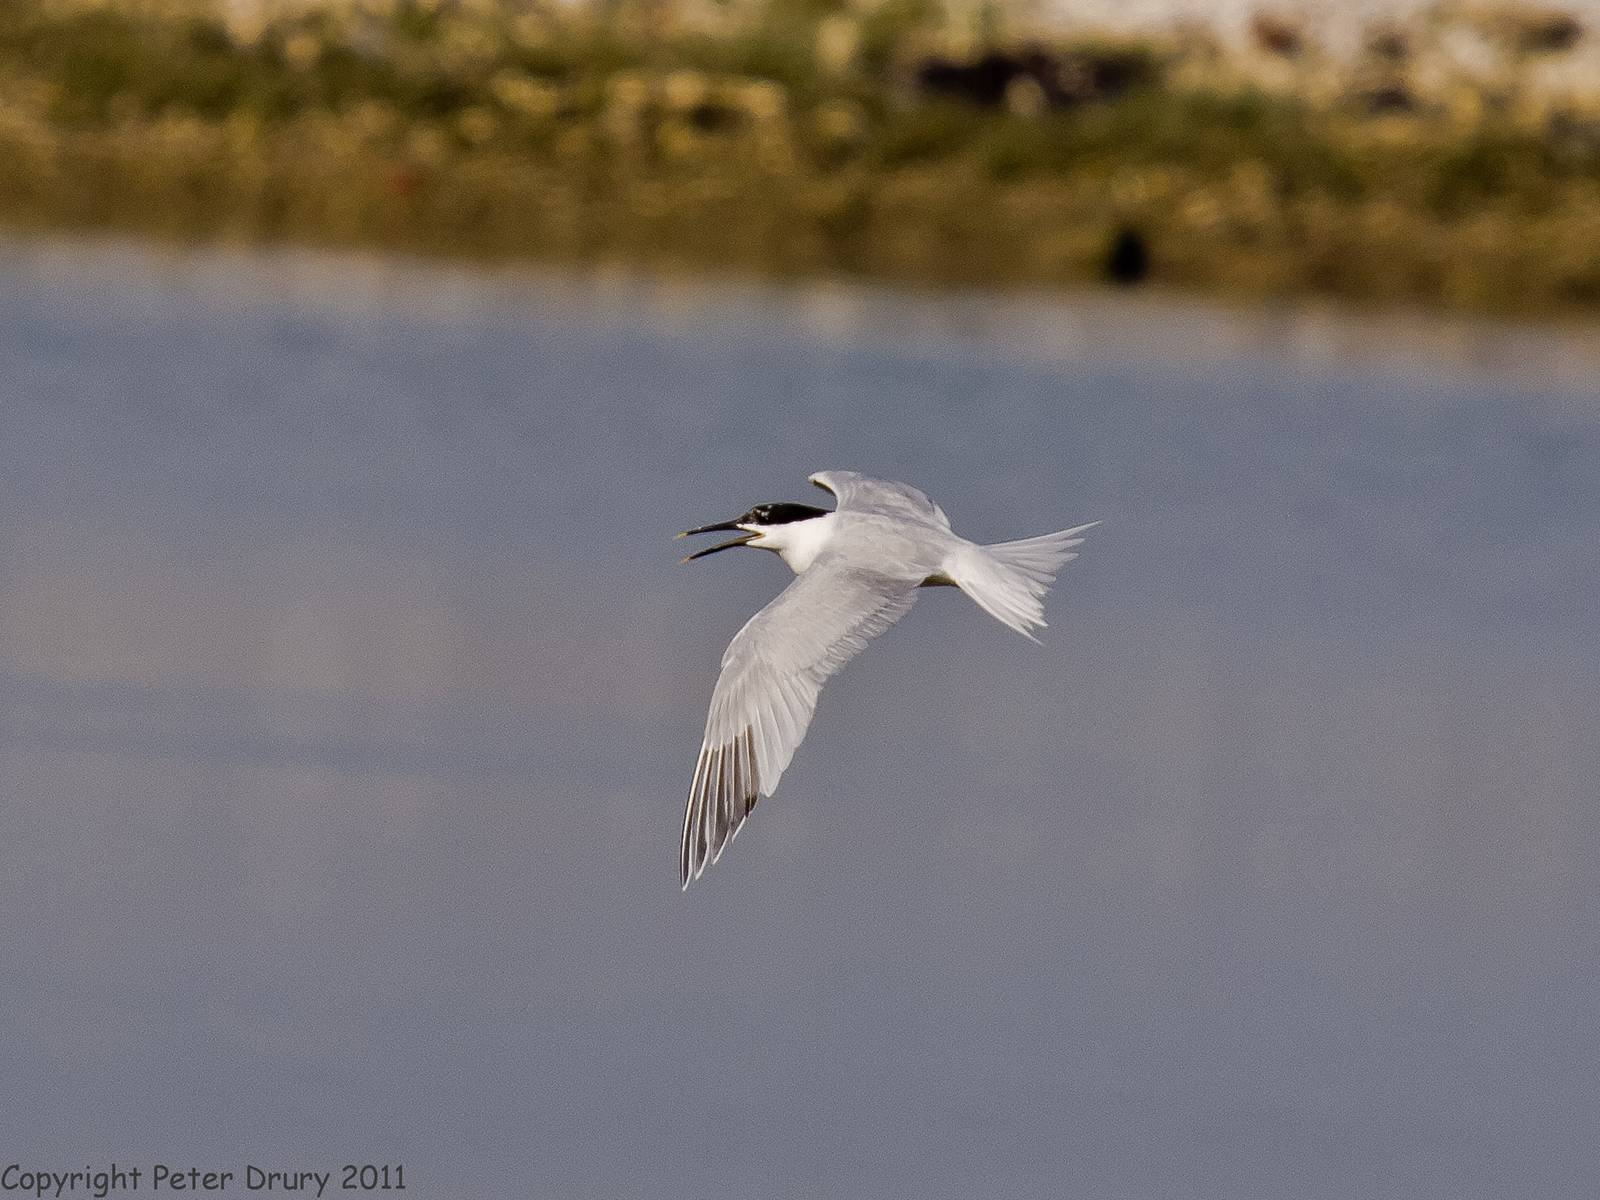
xmin=677 ymin=519 xmax=755 ymax=563
xmin=678 ymin=519 xmax=744 ymax=538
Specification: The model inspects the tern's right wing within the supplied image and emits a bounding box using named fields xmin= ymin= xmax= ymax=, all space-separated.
xmin=809 ymin=470 xmax=951 ymax=528
xmin=680 ymin=556 xmax=919 ymax=888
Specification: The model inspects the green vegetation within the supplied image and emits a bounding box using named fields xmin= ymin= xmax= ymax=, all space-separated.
xmin=1 ymin=0 xmax=1599 ymax=314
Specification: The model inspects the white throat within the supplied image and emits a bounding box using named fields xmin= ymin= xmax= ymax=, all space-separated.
xmin=746 ymin=513 xmax=838 ymax=574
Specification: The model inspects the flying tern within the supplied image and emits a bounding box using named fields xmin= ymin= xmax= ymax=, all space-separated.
xmin=676 ymin=470 xmax=1097 ymax=888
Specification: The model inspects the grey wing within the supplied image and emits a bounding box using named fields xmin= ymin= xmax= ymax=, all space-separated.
xmin=680 ymin=557 xmax=919 ymax=888
xmin=810 ymin=470 xmax=951 ymax=528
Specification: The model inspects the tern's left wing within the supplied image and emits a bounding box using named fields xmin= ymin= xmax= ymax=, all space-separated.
xmin=681 ymin=556 xmax=919 ymax=888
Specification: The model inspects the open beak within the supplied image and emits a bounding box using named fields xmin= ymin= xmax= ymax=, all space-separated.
xmin=677 ymin=519 xmax=755 ymax=563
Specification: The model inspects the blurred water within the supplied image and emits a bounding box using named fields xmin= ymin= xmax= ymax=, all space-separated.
xmin=2 ymin=237 xmax=1598 ymax=1200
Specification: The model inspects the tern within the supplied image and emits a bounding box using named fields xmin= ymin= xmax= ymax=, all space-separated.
xmin=676 ymin=470 xmax=1097 ymax=888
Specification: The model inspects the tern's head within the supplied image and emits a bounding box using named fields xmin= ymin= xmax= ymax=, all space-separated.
xmin=677 ymin=502 xmax=831 ymax=562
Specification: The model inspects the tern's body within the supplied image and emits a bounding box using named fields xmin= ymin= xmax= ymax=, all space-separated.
xmin=755 ymin=508 xmax=943 ymax=581
xmin=677 ymin=470 xmax=1096 ymax=888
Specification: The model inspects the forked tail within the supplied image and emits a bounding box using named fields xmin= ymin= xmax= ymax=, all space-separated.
xmin=942 ymin=522 xmax=1099 ymax=640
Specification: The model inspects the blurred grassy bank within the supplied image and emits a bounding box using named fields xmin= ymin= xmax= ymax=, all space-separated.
xmin=2 ymin=0 xmax=1600 ymax=315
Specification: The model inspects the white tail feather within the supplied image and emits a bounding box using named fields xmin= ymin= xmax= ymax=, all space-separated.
xmin=942 ymin=522 xmax=1099 ymax=640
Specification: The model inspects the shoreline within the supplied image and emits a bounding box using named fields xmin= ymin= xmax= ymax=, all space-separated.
xmin=3 ymin=0 xmax=1599 ymax=320
xmin=9 ymin=229 xmax=1600 ymax=389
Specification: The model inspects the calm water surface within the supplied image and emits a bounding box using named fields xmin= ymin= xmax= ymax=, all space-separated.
xmin=2 ymin=239 xmax=1597 ymax=1199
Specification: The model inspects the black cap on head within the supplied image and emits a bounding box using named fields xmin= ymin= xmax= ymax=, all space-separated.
xmin=677 ymin=501 xmax=831 ymax=561
xmin=741 ymin=503 xmax=829 ymax=526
